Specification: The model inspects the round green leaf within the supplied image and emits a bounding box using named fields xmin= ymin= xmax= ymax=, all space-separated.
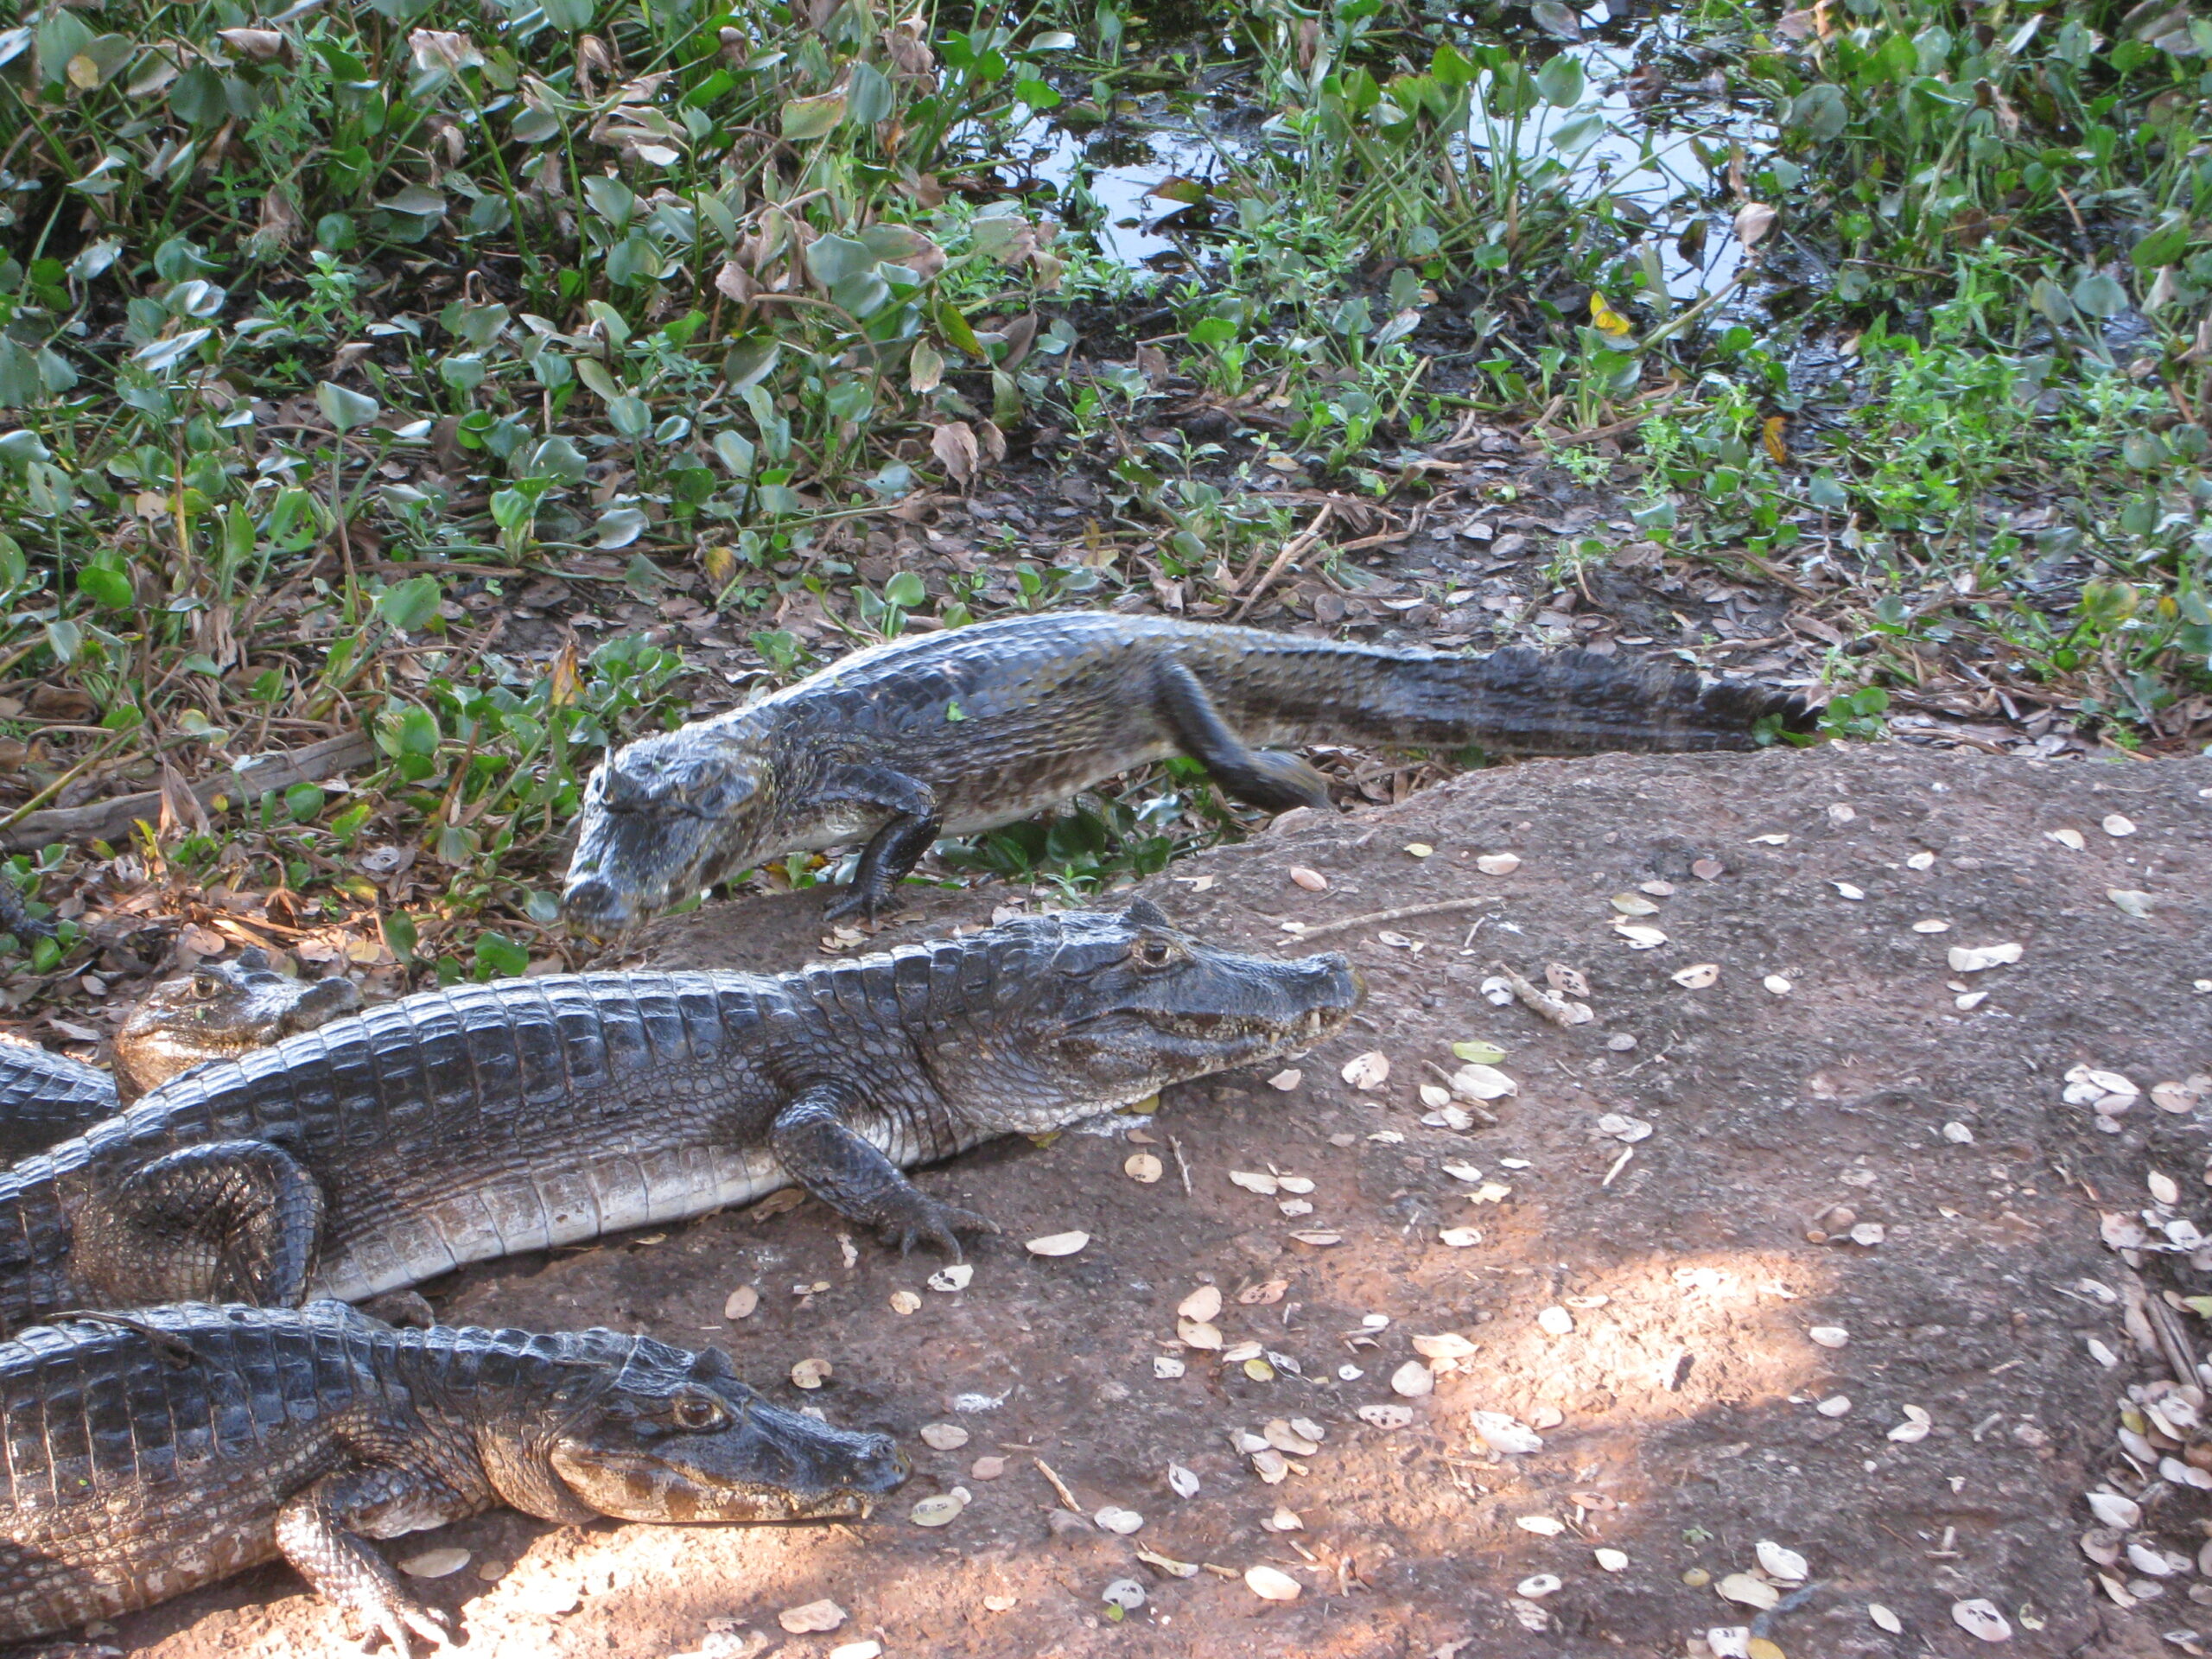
xmin=316 ymin=380 xmax=380 ymax=434
xmin=783 ymin=92 xmax=847 ymax=141
xmin=1535 ymin=54 xmax=1585 ymax=107
xmin=2070 ymin=271 xmax=2126 ymax=319
xmin=376 ymin=574 xmax=443 ymax=632
xmin=78 ymin=565 xmax=133 ymax=610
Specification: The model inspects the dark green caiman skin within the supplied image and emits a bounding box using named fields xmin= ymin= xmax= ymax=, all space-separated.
xmin=0 ymin=901 xmax=1357 ymax=1334
xmin=0 ymin=948 xmax=362 ymax=1160
xmin=561 ymin=611 xmax=1813 ymax=930
xmin=0 ymin=1300 xmax=905 ymax=1652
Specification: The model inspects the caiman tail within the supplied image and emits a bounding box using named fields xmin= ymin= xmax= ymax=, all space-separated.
xmin=1194 ymin=633 xmax=1815 ymax=755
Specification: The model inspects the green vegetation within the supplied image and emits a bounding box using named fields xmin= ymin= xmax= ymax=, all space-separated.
xmin=0 ymin=0 xmax=2202 ymax=989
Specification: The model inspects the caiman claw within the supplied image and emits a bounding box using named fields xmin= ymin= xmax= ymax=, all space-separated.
xmin=820 ymin=883 xmax=891 ymax=925
xmin=876 ymin=1193 xmax=1000 ymax=1259
xmin=359 ymin=1585 xmax=454 ymax=1657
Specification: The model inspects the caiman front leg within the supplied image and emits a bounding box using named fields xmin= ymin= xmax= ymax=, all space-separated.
xmin=274 ymin=1464 xmax=475 ymax=1656
xmin=1154 ymin=661 xmax=1332 ymax=813
xmin=771 ymin=1082 xmax=996 ymax=1256
xmin=816 ymin=764 xmax=940 ymax=922
xmin=70 ymin=1139 xmax=325 ymax=1309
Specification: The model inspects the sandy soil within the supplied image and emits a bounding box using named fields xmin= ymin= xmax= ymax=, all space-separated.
xmin=103 ymin=743 xmax=2212 ymax=1659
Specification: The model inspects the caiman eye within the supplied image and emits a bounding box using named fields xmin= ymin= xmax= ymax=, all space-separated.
xmin=671 ymin=1392 xmax=727 ymax=1431
xmin=1132 ymin=936 xmax=1178 ymax=969
xmin=191 ymin=973 xmax=224 ymax=999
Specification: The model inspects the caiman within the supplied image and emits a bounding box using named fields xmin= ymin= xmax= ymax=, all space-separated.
xmin=0 ymin=947 xmax=360 ymax=1159
xmin=0 ymin=1300 xmax=906 ymax=1653
xmin=0 ymin=901 xmax=1357 ymax=1333
xmin=559 ymin=612 xmax=1814 ymax=930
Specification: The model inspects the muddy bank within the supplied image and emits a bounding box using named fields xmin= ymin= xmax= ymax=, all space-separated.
xmin=114 ymin=745 xmax=2209 ymax=1658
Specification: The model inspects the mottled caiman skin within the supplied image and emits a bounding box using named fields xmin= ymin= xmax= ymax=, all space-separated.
xmin=562 ymin=611 xmax=1813 ymax=929
xmin=0 ymin=948 xmax=362 ymax=1160
xmin=114 ymin=945 xmax=365 ymax=1101
xmin=0 ymin=902 xmax=1357 ymax=1333
xmin=0 ymin=1300 xmax=905 ymax=1651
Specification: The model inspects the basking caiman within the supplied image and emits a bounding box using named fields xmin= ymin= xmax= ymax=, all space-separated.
xmin=0 ymin=947 xmax=361 ymax=1159
xmin=0 ymin=901 xmax=1357 ymax=1332
xmin=0 ymin=1300 xmax=906 ymax=1653
xmin=560 ymin=611 xmax=1813 ymax=930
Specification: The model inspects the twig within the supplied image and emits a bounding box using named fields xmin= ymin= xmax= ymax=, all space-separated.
xmin=0 ymin=727 xmax=137 ymax=833
xmin=1601 ymin=1147 xmax=1635 ymax=1187
xmin=1231 ymin=503 xmax=1335 ymax=621
xmin=1631 ymin=266 xmax=1754 ymax=355
xmin=1169 ymin=1134 xmax=1192 ymax=1198
xmin=1419 ymin=1061 xmax=1497 ymax=1123
xmin=1540 ymin=391 xmax=1682 ymax=448
xmin=1033 ymin=1458 xmax=1084 ymax=1513
xmin=2141 ymin=1279 xmax=2201 ymax=1384
xmin=1277 ymin=895 xmax=1503 ymax=946
xmin=1491 ymin=961 xmax=1585 ymax=1029
xmin=0 ymin=731 xmax=377 ymax=852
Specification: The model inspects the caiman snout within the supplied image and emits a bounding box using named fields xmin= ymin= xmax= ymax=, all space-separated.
xmin=561 ymin=874 xmax=637 ymax=934
xmin=861 ymin=1433 xmax=911 ymax=1495
xmin=1289 ymin=950 xmax=1363 ymax=1031
xmin=283 ymin=976 xmax=364 ymax=1033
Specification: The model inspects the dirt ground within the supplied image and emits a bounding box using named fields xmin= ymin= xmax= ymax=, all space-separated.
xmin=104 ymin=743 xmax=2212 ymax=1659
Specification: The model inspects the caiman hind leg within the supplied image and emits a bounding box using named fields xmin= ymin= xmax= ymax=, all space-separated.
xmin=69 ymin=1139 xmax=324 ymax=1310
xmin=1154 ymin=662 xmax=1332 ymax=813
xmin=770 ymin=1083 xmax=996 ymax=1257
xmin=816 ymin=764 xmax=941 ymax=923
xmin=274 ymin=1465 xmax=476 ymax=1656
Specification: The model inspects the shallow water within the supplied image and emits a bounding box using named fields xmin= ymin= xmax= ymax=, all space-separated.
xmin=1030 ymin=117 xmax=1222 ymax=270
xmin=1024 ymin=1 xmax=1781 ymax=308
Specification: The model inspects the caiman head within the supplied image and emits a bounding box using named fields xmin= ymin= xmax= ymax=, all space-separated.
xmin=485 ymin=1331 xmax=908 ymax=1526
xmin=563 ymin=729 xmax=768 ymax=935
xmin=114 ymin=946 xmax=363 ymax=1099
xmin=921 ymin=897 xmax=1363 ymax=1134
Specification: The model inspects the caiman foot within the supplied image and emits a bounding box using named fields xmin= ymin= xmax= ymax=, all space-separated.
xmin=875 ymin=1192 xmax=1000 ymax=1259
xmin=348 ymin=1586 xmax=454 ymax=1657
xmin=821 ymin=873 xmax=921 ymax=925
xmin=819 ymin=883 xmax=888 ymax=925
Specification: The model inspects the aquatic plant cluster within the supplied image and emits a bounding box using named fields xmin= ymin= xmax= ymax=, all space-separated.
xmin=0 ymin=0 xmax=2201 ymax=982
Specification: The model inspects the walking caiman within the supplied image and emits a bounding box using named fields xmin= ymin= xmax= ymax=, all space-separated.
xmin=0 ymin=947 xmax=361 ymax=1159
xmin=0 ymin=901 xmax=1357 ymax=1332
xmin=559 ymin=612 xmax=1814 ymax=930
xmin=0 ymin=1300 xmax=906 ymax=1653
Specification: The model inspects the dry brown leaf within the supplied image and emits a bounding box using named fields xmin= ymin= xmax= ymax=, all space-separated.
xmin=1342 ymin=1051 xmax=1390 ymax=1090
xmin=779 ymin=1600 xmax=846 ymax=1634
xmin=1734 ymin=201 xmax=1777 ymax=246
xmin=929 ymin=421 xmax=979 ymax=486
xmin=1179 ymin=1285 xmax=1224 ymax=1321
